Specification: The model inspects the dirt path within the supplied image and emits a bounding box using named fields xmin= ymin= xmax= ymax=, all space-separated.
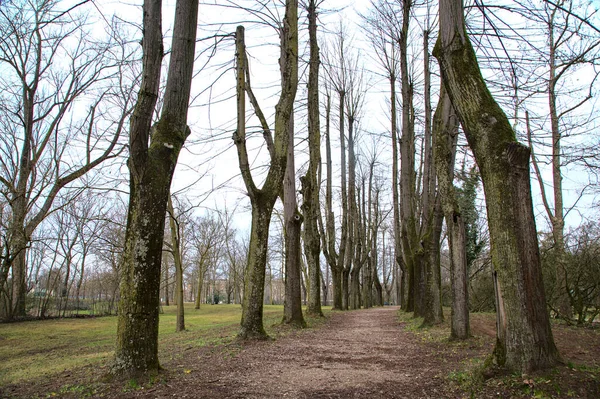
xmin=5 ymin=306 xmax=599 ymax=398
xmin=147 ymin=307 xmax=459 ymax=398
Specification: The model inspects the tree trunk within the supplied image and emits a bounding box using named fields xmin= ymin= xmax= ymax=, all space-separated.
xmin=282 ymin=112 xmax=305 ymax=327
xmin=114 ymin=0 xmax=198 ymax=376
xmin=434 ymin=88 xmax=470 ymax=339
xmin=301 ymin=0 xmax=323 ymax=318
xmin=419 ymin=27 xmax=444 ymax=326
xmin=234 ymin=0 xmax=298 ymax=338
xmin=321 ymin=89 xmax=343 ymax=310
xmin=434 ymin=0 xmax=560 ymax=372
xmin=239 ymin=198 xmax=275 ymax=338
xmin=194 ymin=260 xmax=204 ymax=309
xmin=10 ymin=230 xmax=28 ymax=318
xmin=421 ymin=200 xmax=444 ymax=326
xmin=167 ymin=196 xmax=185 ymax=332
xmin=390 ymin=71 xmax=403 ymax=310
xmin=163 ymin=257 xmax=170 ymax=307
xmin=547 ymin=22 xmax=571 ymax=321
xmin=398 ymin=0 xmax=418 ymax=315
xmin=338 ymin=89 xmax=349 ymax=311
xmin=346 ymin=113 xmax=358 ymax=310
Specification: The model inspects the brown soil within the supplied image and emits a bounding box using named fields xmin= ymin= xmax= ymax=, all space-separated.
xmin=3 ymin=306 xmax=600 ymax=398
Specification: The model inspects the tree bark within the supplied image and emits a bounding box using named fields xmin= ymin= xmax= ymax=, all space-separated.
xmin=113 ymin=0 xmax=198 ymax=376
xmin=301 ymin=0 xmax=323 ymax=317
xmin=434 ymin=0 xmax=561 ymax=372
xmin=420 ymin=28 xmax=444 ymax=327
xmin=282 ymin=111 xmax=305 ymax=327
xmin=346 ymin=114 xmax=358 ymax=310
xmin=234 ymin=0 xmax=298 ymax=339
xmin=398 ymin=0 xmax=419 ymax=314
xmin=338 ymin=89 xmax=349 ymax=311
xmin=167 ymin=196 xmax=185 ymax=332
xmin=547 ymin=18 xmax=570 ymax=320
xmin=434 ymin=88 xmax=470 ymax=339
xmin=319 ymin=88 xmax=343 ymax=310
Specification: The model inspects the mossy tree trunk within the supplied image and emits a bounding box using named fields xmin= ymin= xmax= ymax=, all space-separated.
xmin=301 ymin=0 xmax=323 ymax=317
xmin=282 ymin=112 xmax=305 ymax=327
xmin=398 ymin=0 xmax=420 ymax=315
xmin=434 ymin=0 xmax=561 ymax=372
xmin=434 ymin=88 xmax=470 ymax=340
xmin=234 ymin=0 xmax=298 ymax=339
xmin=113 ymin=0 xmax=198 ymax=376
xmin=420 ymin=28 xmax=444 ymax=327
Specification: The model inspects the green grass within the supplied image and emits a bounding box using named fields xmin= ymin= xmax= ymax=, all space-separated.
xmin=0 ymin=303 xmax=299 ymax=386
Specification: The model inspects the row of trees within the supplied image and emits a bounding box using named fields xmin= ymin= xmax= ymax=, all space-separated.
xmin=1 ymin=0 xmax=598 ymax=379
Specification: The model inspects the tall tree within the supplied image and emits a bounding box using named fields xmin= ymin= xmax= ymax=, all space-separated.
xmin=345 ymin=60 xmax=366 ymax=310
xmin=193 ymin=214 xmax=223 ymax=309
xmin=167 ymin=195 xmax=185 ymax=332
xmin=362 ymin=0 xmax=404 ymax=310
xmin=301 ymin=0 xmax=324 ymax=317
xmin=420 ymin=25 xmax=445 ymax=327
xmin=433 ymin=87 xmax=470 ymax=339
xmin=282 ymin=111 xmax=305 ymax=327
xmin=434 ymin=0 xmax=561 ymax=372
xmin=526 ymin=0 xmax=599 ymax=321
xmin=319 ymin=83 xmax=344 ymax=310
xmin=234 ymin=0 xmax=298 ymax=339
xmin=395 ymin=0 xmax=419 ymax=314
xmin=113 ymin=0 xmax=199 ymax=375
xmin=0 ymin=0 xmax=130 ymax=319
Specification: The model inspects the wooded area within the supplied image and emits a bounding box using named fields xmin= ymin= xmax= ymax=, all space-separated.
xmin=1 ymin=0 xmax=599 ymax=382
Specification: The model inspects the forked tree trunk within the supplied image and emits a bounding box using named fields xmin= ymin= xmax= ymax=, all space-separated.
xmin=114 ymin=0 xmax=198 ymax=375
xmin=234 ymin=0 xmax=298 ymax=339
xmin=434 ymin=0 xmax=560 ymax=372
xmin=301 ymin=0 xmax=323 ymax=317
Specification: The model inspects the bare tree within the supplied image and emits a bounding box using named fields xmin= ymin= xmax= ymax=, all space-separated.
xmin=433 ymin=86 xmax=469 ymax=339
xmin=193 ymin=213 xmax=225 ymax=309
xmin=282 ymin=111 xmax=305 ymax=327
xmin=434 ymin=0 xmax=561 ymax=372
xmin=167 ymin=195 xmax=185 ymax=332
xmin=318 ymin=82 xmax=344 ymax=309
xmin=113 ymin=0 xmax=199 ymax=376
xmin=361 ymin=0 xmax=403 ymax=309
xmin=0 ymin=0 xmax=131 ymax=320
xmin=233 ymin=0 xmax=298 ymax=339
xmin=300 ymin=0 xmax=324 ymax=318
xmin=522 ymin=0 xmax=600 ymax=321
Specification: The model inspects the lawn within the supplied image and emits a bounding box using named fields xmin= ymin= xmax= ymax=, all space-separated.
xmin=0 ymin=303 xmax=287 ymax=386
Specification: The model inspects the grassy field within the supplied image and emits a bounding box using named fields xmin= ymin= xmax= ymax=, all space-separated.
xmin=0 ymin=303 xmax=294 ymax=386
